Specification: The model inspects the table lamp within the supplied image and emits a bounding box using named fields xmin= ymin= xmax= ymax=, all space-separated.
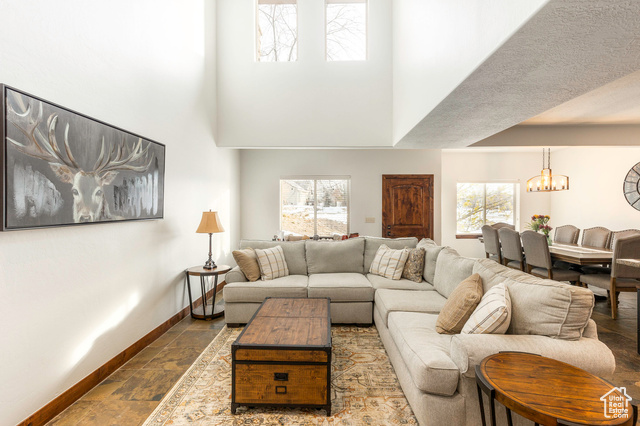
xmin=196 ymin=210 xmax=225 ymax=269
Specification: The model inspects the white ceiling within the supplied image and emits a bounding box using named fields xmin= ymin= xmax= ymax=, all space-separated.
xmin=395 ymin=0 xmax=640 ymax=149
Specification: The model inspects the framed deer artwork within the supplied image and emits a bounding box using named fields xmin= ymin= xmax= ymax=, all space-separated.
xmin=0 ymin=85 xmax=165 ymax=230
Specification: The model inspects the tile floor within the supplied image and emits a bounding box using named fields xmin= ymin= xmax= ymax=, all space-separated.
xmin=47 ymin=289 xmax=639 ymax=425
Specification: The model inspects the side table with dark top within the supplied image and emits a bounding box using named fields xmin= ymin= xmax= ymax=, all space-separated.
xmin=185 ymin=265 xmax=231 ymax=320
xmin=475 ymin=352 xmax=637 ymax=426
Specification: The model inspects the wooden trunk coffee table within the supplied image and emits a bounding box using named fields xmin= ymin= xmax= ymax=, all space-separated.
xmin=476 ymin=352 xmax=637 ymax=426
xmin=231 ymin=297 xmax=332 ymax=415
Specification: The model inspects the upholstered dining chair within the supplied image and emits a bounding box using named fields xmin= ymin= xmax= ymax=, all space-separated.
xmin=521 ymin=230 xmax=581 ymax=284
xmin=581 ymin=227 xmax=612 ymax=249
xmin=491 ymin=222 xmax=515 ymax=230
xmin=481 ymin=225 xmax=502 ymax=264
xmin=580 ymin=234 xmax=640 ymax=319
xmin=609 ymin=229 xmax=640 ymax=250
xmin=553 ymin=225 xmax=580 ymax=245
xmin=498 ymin=227 xmax=525 ymax=271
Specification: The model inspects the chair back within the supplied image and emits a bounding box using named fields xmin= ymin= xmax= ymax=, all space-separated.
xmin=554 ymin=225 xmax=580 ymax=244
xmin=611 ymin=234 xmax=640 ymax=279
xmin=498 ymin=228 xmax=523 ymax=262
xmin=481 ymin=225 xmax=502 ymax=262
xmin=491 ymin=222 xmax=515 ymax=230
xmin=581 ymin=227 xmax=612 ymax=248
xmin=521 ymin=230 xmax=552 ymax=270
xmin=609 ymin=229 xmax=640 ymax=250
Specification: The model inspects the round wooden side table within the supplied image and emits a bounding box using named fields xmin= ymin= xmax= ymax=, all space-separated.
xmin=185 ymin=265 xmax=231 ymax=320
xmin=475 ymin=352 xmax=637 ymax=426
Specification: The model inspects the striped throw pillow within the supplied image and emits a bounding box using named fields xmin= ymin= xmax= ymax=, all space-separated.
xmin=255 ymin=245 xmax=289 ymax=280
xmin=462 ymin=282 xmax=511 ymax=334
xmin=369 ymin=244 xmax=410 ymax=280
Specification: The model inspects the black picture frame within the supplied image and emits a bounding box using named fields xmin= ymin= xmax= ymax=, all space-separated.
xmin=1 ymin=85 xmax=166 ymax=231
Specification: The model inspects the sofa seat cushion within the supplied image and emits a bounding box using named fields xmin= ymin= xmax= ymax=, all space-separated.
xmin=388 ymin=312 xmax=459 ymax=396
xmin=375 ymin=288 xmax=446 ymax=326
xmin=223 ymin=275 xmax=308 ymax=303
xmin=307 ymin=273 xmax=373 ymax=302
xmin=306 ymin=238 xmax=365 ymax=274
xmin=367 ymin=274 xmax=435 ymax=291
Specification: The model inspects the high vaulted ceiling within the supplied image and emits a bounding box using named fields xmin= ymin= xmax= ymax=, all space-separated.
xmin=395 ymin=0 xmax=640 ymax=149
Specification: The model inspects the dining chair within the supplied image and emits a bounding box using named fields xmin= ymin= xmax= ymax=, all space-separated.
xmin=498 ymin=227 xmax=525 ymax=271
xmin=581 ymin=227 xmax=612 ymax=248
xmin=481 ymin=225 xmax=502 ymax=264
xmin=580 ymin=234 xmax=640 ymax=319
xmin=491 ymin=222 xmax=515 ymax=230
xmin=521 ymin=230 xmax=581 ymax=284
xmin=609 ymin=229 xmax=640 ymax=250
xmin=553 ymin=225 xmax=580 ymax=245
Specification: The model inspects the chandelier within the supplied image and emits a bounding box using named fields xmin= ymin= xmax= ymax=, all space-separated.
xmin=526 ymin=148 xmax=569 ymax=192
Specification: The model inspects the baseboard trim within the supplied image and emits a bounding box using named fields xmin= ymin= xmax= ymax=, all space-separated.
xmin=19 ymin=282 xmax=226 ymax=426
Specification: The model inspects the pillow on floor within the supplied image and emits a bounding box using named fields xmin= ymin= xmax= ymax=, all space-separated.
xmin=255 ymin=245 xmax=289 ymax=280
xmin=232 ymin=248 xmax=261 ymax=282
xmin=462 ymin=282 xmax=511 ymax=334
xmin=369 ymin=244 xmax=409 ymax=280
xmin=436 ymin=273 xmax=484 ymax=334
xmin=402 ymin=247 xmax=426 ymax=283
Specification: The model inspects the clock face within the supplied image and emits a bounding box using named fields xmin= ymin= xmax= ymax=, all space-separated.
xmin=624 ymin=162 xmax=640 ymax=210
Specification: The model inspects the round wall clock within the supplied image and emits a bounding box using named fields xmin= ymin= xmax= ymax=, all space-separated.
xmin=624 ymin=162 xmax=640 ymax=210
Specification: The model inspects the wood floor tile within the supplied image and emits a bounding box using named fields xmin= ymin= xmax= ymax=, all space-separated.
xmin=81 ymin=400 xmax=159 ymax=426
xmin=46 ymin=400 xmax=99 ymax=425
xmin=167 ymin=330 xmax=220 ymax=351
xmin=142 ymin=347 xmax=202 ymax=371
xmin=109 ymin=369 xmax=184 ymax=402
xmin=147 ymin=330 xmax=181 ymax=348
xmin=82 ymin=369 xmax=137 ymax=401
xmin=122 ymin=346 xmax=164 ymax=369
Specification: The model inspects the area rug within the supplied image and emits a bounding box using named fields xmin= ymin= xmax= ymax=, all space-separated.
xmin=143 ymin=326 xmax=417 ymax=425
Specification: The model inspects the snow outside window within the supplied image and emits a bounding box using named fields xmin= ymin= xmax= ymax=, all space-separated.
xmin=281 ymin=178 xmax=350 ymax=237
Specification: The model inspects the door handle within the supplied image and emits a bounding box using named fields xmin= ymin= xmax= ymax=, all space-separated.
xmin=387 ymin=225 xmax=391 ymax=229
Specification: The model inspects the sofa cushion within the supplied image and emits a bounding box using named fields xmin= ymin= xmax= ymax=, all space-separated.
xmin=402 ymin=247 xmax=426 ymax=283
xmin=364 ymin=237 xmax=418 ymax=272
xmin=433 ymin=248 xmax=475 ymax=298
xmin=240 ymin=240 xmax=307 ymax=275
xmin=417 ymin=239 xmax=444 ymax=284
xmin=375 ymin=288 xmax=446 ymax=326
xmin=255 ymin=246 xmax=289 ymax=280
xmin=388 ymin=312 xmax=459 ymax=396
xmin=308 ymin=273 xmax=373 ymax=302
xmin=306 ymin=238 xmax=365 ymax=274
xmin=436 ymin=273 xmax=483 ymax=334
xmin=462 ymin=282 xmax=511 ymax=334
xmin=223 ymin=275 xmax=308 ymax=303
xmin=369 ymin=245 xmax=410 ymax=280
xmin=232 ymin=248 xmax=261 ymax=281
xmin=367 ymin=274 xmax=435 ymax=291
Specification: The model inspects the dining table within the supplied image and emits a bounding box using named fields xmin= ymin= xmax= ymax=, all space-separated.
xmin=548 ymin=243 xmax=613 ymax=265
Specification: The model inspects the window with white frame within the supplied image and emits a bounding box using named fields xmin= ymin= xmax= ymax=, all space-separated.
xmin=280 ymin=177 xmax=350 ymax=237
xmin=456 ymin=182 xmax=518 ymax=235
xmin=326 ymin=0 xmax=367 ymax=61
xmin=257 ymin=0 xmax=298 ymax=62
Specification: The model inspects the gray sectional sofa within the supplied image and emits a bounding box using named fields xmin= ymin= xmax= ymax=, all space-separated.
xmin=224 ymin=236 xmax=616 ymax=425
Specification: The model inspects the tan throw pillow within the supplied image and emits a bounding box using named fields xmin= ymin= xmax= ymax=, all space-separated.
xmin=436 ymin=273 xmax=483 ymax=334
xmin=402 ymin=247 xmax=426 ymax=283
xmin=255 ymin=245 xmax=289 ymax=280
xmin=369 ymin=244 xmax=409 ymax=280
xmin=232 ymin=248 xmax=261 ymax=282
xmin=462 ymin=282 xmax=512 ymax=335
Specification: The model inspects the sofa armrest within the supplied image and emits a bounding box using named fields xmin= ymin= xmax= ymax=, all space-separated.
xmin=225 ymin=266 xmax=248 ymax=283
xmin=451 ymin=333 xmax=615 ymax=379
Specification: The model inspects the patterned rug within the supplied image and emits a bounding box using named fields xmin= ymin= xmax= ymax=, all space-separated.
xmin=143 ymin=326 xmax=417 ymax=425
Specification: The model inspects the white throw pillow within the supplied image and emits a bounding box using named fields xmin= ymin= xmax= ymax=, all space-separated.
xmin=369 ymin=244 xmax=410 ymax=280
xmin=255 ymin=245 xmax=289 ymax=280
xmin=462 ymin=282 xmax=511 ymax=334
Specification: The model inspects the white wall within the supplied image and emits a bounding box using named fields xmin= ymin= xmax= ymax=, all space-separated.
xmin=0 ymin=1 xmax=240 ymax=424
xmin=441 ymin=150 xmax=551 ymax=258
xmin=216 ymin=0 xmax=392 ymax=148
xmin=550 ymin=147 xmax=640 ymax=232
xmin=240 ymin=149 xmax=442 ymax=242
xmin=392 ymin=0 xmax=548 ymax=144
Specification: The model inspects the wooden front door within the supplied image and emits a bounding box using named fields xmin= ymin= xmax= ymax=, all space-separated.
xmin=382 ymin=175 xmax=434 ymax=239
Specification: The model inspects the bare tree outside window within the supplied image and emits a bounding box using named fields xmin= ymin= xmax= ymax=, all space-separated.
xmin=457 ymin=183 xmax=516 ymax=234
xmin=326 ymin=0 xmax=367 ymax=61
xmin=257 ymin=1 xmax=297 ymax=62
xmin=281 ymin=178 xmax=349 ymax=236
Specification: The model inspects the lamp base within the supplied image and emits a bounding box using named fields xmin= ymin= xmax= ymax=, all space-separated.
xmin=203 ymin=259 xmax=217 ymax=270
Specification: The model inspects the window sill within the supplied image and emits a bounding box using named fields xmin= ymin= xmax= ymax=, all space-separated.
xmin=456 ymin=234 xmax=481 ymax=240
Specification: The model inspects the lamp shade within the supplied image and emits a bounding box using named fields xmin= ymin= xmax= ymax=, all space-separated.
xmin=196 ymin=211 xmax=224 ymax=234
